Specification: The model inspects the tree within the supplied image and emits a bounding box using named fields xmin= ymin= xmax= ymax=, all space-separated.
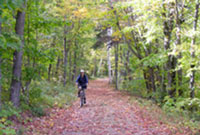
xmin=190 ymin=0 xmax=199 ymax=98
xmin=0 ymin=18 xmax=2 ymax=110
xmin=10 ymin=1 xmax=26 ymax=107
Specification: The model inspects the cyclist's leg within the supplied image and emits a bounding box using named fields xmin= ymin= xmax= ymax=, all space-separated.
xmin=83 ymin=89 xmax=86 ymax=104
xmin=78 ymin=85 xmax=81 ymax=97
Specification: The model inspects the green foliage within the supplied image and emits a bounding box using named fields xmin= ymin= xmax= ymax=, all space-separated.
xmin=0 ymin=103 xmax=20 ymax=135
xmin=38 ymin=81 xmax=76 ymax=108
xmin=0 ymin=124 xmax=16 ymax=135
xmin=30 ymin=106 xmax=45 ymax=117
xmin=0 ymin=34 xmax=6 ymax=49
xmin=141 ymin=52 xmax=168 ymax=68
xmin=20 ymin=81 xmax=76 ymax=116
xmin=1 ymin=0 xmax=200 ymax=133
xmin=29 ymin=87 xmax=43 ymax=106
xmin=0 ymin=102 xmax=20 ymax=118
xmin=163 ymin=97 xmax=200 ymax=120
xmin=121 ymin=78 xmax=146 ymax=96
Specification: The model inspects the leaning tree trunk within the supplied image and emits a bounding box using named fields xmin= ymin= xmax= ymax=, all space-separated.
xmin=114 ymin=43 xmax=119 ymax=90
xmin=0 ymin=21 xmax=2 ymax=110
xmin=10 ymin=7 xmax=26 ymax=107
xmin=190 ymin=0 xmax=199 ymax=98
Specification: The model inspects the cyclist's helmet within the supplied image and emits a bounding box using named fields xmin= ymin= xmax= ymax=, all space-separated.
xmin=80 ymin=69 xmax=84 ymax=73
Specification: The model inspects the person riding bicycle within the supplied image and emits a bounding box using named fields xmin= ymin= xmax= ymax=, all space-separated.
xmin=76 ymin=69 xmax=88 ymax=104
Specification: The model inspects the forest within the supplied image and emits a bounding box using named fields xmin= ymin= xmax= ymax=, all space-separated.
xmin=1 ymin=0 xmax=200 ymax=134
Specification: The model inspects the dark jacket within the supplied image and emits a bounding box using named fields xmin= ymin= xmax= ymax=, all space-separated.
xmin=76 ymin=74 xmax=88 ymax=88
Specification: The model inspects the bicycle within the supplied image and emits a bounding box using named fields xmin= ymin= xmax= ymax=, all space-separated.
xmin=78 ymin=86 xmax=86 ymax=107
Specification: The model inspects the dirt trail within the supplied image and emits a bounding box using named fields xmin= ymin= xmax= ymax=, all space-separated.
xmin=24 ymin=79 xmax=179 ymax=135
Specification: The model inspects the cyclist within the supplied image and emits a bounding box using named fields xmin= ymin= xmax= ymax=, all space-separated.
xmin=76 ymin=69 xmax=88 ymax=104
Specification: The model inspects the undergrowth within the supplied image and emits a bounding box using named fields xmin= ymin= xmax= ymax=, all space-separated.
xmin=121 ymin=79 xmax=200 ymax=134
xmin=0 ymin=80 xmax=76 ymax=135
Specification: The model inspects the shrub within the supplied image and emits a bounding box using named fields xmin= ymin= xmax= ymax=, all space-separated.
xmin=163 ymin=97 xmax=200 ymax=120
xmin=0 ymin=102 xmax=20 ymax=118
xmin=0 ymin=102 xmax=20 ymax=135
xmin=20 ymin=80 xmax=76 ymax=116
xmin=121 ymin=78 xmax=146 ymax=96
xmin=30 ymin=106 xmax=46 ymax=117
xmin=0 ymin=123 xmax=16 ymax=135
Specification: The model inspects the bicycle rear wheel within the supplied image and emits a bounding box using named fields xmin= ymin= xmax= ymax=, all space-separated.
xmin=80 ymin=90 xmax=84 ymax=107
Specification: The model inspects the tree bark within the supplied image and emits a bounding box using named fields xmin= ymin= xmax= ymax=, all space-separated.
xmin=55 ymin=56 xmax=60 ymax=76
xmin=48 ymin=64 xmax=52 ymax=81
xmin=93 ymin=57 xmax=97 ymax=77
xmin=69 ymin=51 xmax=72 ymax=82
xmin=97 ymin=56 xmax=103 ymax=76
xmin=0 ymin=21 xmax=2 ymax=110
xmin=107 ymin=47 xmax=112 ymax=83
xmin=63 ymin=25 xmax=68 ymax=86
xmin=162 ymin=1 xmax=176 ymax=97
xmin=10 ymin=7 xmax=26 ymax=107
xmin=126 ymin=50 xmax=132 ymax=81
xmin=175 ymin=0 xmax=185 ymax=96
xmin=190 ymin=0 xmax=199 ymax=98
xmin=24 ymin=5 xmax=32 ymax=104
xmin=114 ymin=43 xmax=119 ymax=90
xmin=143 ymin=69 xmax=150 ymax=91
xmin=155 ymin=66 xmax=163 ymax=89
xmin=72 ymin=42 xmax=77 ymax=81
xmin=148 ymin=67 xmax=156 ymax=92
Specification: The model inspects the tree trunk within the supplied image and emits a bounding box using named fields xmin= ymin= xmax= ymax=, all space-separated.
xmin=126 ymin=50 xmax=132 ymax=81
xmin=0 ymin=21 xmax=2 ymax=110
xmin=123 ymin=50 xmax=127 ymax=81
xmin=55 ymin=56 xmax=60 ymax=76
xmin=93 ymin=57 xmax=97 ymax=77
xmin=25 ymin=80 xmax=31 ymax=104
xmin=24 ymin=6 xmax=32 ymax=104
xmin=48 ymin=64 xmax=52 ymax=81
xmin=63 ymin=25 xmax=68 ymax=86
xmin=97 ymin=56 xmax=103 ymax=76
xmin=155 ymin=66 xmax=163 ymax=89
xmin=175 ymin=0 xmax=185 ymax=96
xmin=168 ymin=56 xmax=177 ymax=97
xmin=10 ymin=7 xmax=26 ymax=107
xmin=72 ymin=43 xmax=77 ymax=81
xmin=162 ymin=1 xmax=176 ymax=97
xmin=143 ymin=68 xmax=156 ymax=94
xmin=143 ymin=69 xmax=150 ymax=91
xmin=69 ymin=51 xmax=72 ymax=82
xmin=114 ymin=43 xmax=119 ymax=90
xmin=107 ymin=47 xmax=112 ymax=84
xmin=148 ymin=67 xmax=156 ymax=92
xmin=190 ymin=0 xmax=199 ymax=98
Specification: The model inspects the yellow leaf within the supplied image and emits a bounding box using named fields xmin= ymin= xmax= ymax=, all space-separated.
xmin=0 ymin=117 xmax=7 ymax=123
